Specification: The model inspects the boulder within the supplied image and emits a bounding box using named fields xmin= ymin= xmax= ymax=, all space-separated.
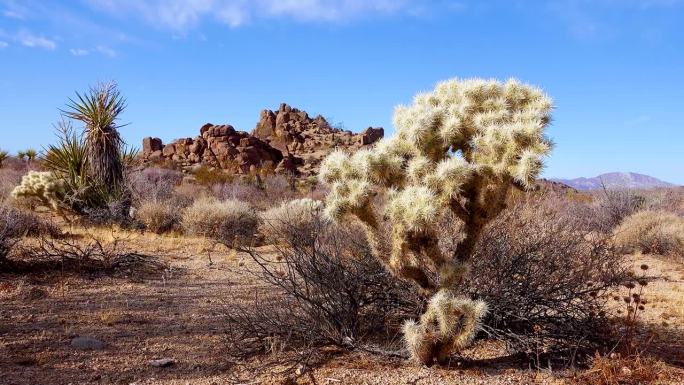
xmin=162 ymin=144 xmax=176 ymax=157
xmin=360 ymin=127 xmax=384 ymax=145
xmin=142 ymin=137 xmax=163 ymax=155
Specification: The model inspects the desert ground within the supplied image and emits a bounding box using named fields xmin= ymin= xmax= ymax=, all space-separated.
xmin=2 ymin=221 xmax=684 ymax=385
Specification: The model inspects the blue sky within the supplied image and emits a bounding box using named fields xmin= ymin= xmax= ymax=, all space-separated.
xmin=0 ymin=0 xmax=682 ymax=183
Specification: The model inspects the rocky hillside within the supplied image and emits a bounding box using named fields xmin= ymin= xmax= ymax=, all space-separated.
xmin=552 ymin=172 xmax=675 ymax=190
xmin=141 ymin=103 xmax=383 ymax=176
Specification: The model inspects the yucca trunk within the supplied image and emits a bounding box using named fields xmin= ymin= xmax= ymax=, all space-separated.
xmin=86 ymin=127 xmax=123 ymax=189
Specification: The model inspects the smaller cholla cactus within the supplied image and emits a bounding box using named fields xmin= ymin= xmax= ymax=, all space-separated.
xmin=11 ymin=171 xmax=67 ymax=210
xmin=403 ymin=290 xmax=488 ymax=365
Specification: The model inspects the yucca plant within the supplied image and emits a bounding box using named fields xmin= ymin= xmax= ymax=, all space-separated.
xmin=16 ymin=150 xmax=26 ymax=162
xmin=42 ymin=119 xmax=88 ymax=191
xmin=25 ymin=149 xmax=38 ymax=163
xmin=62 ymin=82 xmax=126 ymax=191
xmin=0 ymin=150 xmax=8 ymax=168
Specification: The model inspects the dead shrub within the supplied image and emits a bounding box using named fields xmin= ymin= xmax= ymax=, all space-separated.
xmin=137 ymin=200 xmax=181 ymax=234
xmin=579 ymin=353 xmax=674 ymax=385
xmin=613 ymin=210 xmax=684 ymax=257
xmin=11 ymin=235 xmax=167 ymax=275
xmin=463 ymin=196 xmax=628 ymax=356
xmin=226 ymin=217 xmax=419 ymax=373
xmin=182 ymin=197 xmax=259 ymax=245
xmin=127 ymin=167 xmax=183 ymax=204
xmin=591 ymin=188 xmax=646 ymax=232
xmin=211 ymin=174 xmax=304 ymax=210
xmin=641 ymin=187 xmax=684 ymax=215
xmin=0 ymin=205 xmax=60 ymax=239
xmin=78 ymin=197 xmax=140 ymax=229
xmin=1 ymin=210 xmax=19 ymax=265
xmin=0 ymin=168 xmax=25 ymax=202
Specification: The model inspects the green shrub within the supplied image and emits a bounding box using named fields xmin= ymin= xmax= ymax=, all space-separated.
xmin=193 ymin=165 xmax=234 ymax=186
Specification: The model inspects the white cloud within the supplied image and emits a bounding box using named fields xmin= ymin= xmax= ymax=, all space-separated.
xmin=70 ymin=48 xmax=90 ymax=56
xmin=0 ymin=40 xmax=7 ymax=48
xmin=96 ymin=45 xmax=116 ymax=57
xmin=85 ymin=0 xmax=426 ymax=30
xmin=16 ymin=30 xmax=57 ymax=50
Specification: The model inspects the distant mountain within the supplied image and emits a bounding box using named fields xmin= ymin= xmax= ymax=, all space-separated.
xmin=551 ymin=172 xmax=675 ymax=190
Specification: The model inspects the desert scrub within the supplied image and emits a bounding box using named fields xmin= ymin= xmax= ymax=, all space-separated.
xmin=613 ymin=210 xmax=684 ymax=257
xmin=137 ymin=201 xmax=180 ymax=234
xmin=182 ymin=197 xmax=259 ymax=246
xmin=127 ymin=167 xmax=183 ymax=204
xmin=319 ymin=78 xmax=553 ymax=365
xmin=260 ymin=198 xmax=325 ymax=243
xmin=0 ymin=204 xmax=61 ymax=266
xmin=465 ymin=196 xmax=627 ymax=355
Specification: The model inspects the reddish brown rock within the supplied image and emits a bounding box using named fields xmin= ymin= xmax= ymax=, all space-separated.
xmin=141 ymin=103 xmax=383 ymax=177
xmin=360 ymin=127 xmax=384 ymax=145
xmin=142 ymin=137 xmax=163 ymax=155
xmin=162 ymin=144 xmax=176 ymax=157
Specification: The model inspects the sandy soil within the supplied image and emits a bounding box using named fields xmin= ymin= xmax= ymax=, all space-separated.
xmin=1 ymin=228 xmax=683 ymax=385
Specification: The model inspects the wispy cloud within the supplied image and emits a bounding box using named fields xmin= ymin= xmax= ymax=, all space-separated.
xmin=70 ymin=48 xmax=89 ymax=56
xmin=96 ymin=45 xmax=116 ymax=57
xmin=0 ymin=40 xmax=7 ymax=48
xmin=11 ymin=30 xmax=57 ymax=50
xmin=1 ymin=0 xmax=28 ymax=19
xmin=548 ymin=0 xmax=684 ymax=40
xmin=85 ymin=0 xmax=436 ymax=30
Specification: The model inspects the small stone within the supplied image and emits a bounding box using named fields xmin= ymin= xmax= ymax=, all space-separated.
xmin=149 ymin=358 xmax=175 ymax=368
xmin=71 ymin=337 xmax=105 ymax=350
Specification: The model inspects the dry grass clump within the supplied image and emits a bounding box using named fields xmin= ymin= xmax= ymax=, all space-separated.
xmin=260 ymin=198 xmax=325 ymax=243
xmin=136 ymin=200 xmax=180 ymax=234
xmin=613 ymin=210 xmax=684 ymax=257
xmin=578 ymin=353 xmax=674 ymax=385
xmin=182 ymin=197 xmax=259 ymax=245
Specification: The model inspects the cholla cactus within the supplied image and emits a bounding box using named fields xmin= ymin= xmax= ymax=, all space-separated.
xmin=11 ymin=171 xmax=67 ymax=210
xmin=319 ymin=78 xmax=553 ymax=364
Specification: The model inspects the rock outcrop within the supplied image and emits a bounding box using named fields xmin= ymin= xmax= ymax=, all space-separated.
xmin=252 ymin=103 xmax=383 ymax=175
xmin=141 ymin=103 xmax=383 ymax=176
